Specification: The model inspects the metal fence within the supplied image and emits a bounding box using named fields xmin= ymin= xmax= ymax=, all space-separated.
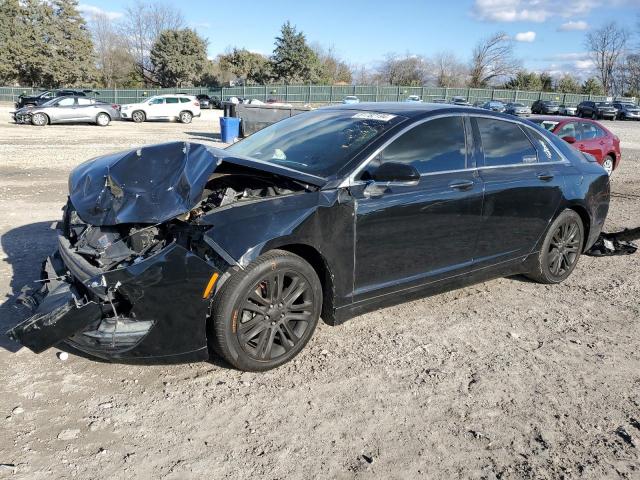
xmin=0 ymin=84 xmax=624 ymax=106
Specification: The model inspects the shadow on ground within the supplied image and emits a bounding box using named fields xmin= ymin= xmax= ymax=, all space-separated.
xmin=185 ymin=131 xmax=222 ymax=143
xmin=0 ymin=221 xmax=57 ymax=352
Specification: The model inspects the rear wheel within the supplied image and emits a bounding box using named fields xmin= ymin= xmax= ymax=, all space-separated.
xmin=602 ymin=155 xmax=615 ymax=175
xmin=210 ymin=250 xmax=322 ymax=371
xmin=31 ymin=112 xmax=48 ymax=126
xmin=131 ymin=110 xmax=145 ymax=123
xmin=179 ymin=111 xmax=192 ymax=124
xmin=96 ymin=112 xmax=110 ymax=126
xmin=526 ymin=209 xmax=584 ymax=284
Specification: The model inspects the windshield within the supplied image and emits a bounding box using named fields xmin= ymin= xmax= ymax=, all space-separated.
xmin=511 ymin=103 xmax=525 ymax=107
xmin=529 ymin=119 xmax=559 ymax=131
xmin=597 ymin=102 xmax=613 ymax=107
xmin=618 ymin=103 xmax=636 ymax=108
xmin=226 ymin=110 xmax=404 ymax=177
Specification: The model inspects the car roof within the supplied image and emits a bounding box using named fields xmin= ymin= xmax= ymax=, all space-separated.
xmin=529 ymin=115 xmax=608 ymax=127
xmin=322 ymin=101 xmax=485 ymax=118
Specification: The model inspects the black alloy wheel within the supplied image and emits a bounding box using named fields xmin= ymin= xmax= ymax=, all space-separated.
xmin=526 ymin=209 xmax=584 ymax=284
xmin=210 ymin=250 xmax=322 ymax=371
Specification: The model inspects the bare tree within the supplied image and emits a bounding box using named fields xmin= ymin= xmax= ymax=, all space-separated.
xmin=431 ymin=51 xmax=468 ymax=87
xmin=376 ymin=53 xmax=431 ymax=86
xmin=119 ymin=0 xmax=185 ymax=85
xmin=469 ymin=32 xmax=519 ymax=87
xmin=89 ymin=13 xmax=135 ymax=87
xmin=585 ymin=22 xmax=629 ymax=95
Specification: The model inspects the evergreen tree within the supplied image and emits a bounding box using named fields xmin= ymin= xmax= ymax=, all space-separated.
xmin=0 ymin=0 xmax=25 ymax=84
xmin=582 ymin=77 xmax=604 ymax=95
xmin=50 ymin=0 xmax=96 ymax=85
xmin=18 ymin=0 xmax=57 ymax=86
xmin=150 ymin=28 xmax=208 ymax=87
xmin=270 ymin=21 xmax=319 ymax=83
xmin=557 ymin=74 xmax=581 ymax=94
xmin=219 ymin=48 xmax=271 ymax=85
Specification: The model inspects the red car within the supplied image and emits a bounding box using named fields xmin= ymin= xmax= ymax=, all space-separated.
xmin=529 ymin=116 xmax=621 ymax=175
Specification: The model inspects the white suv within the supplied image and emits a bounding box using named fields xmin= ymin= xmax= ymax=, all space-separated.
xmin=121 ymin=94 xmax=201 ymax=123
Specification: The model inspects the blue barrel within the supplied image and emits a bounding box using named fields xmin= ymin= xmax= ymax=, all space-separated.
xmin=220 ymin=116 xmax=241 ymax=143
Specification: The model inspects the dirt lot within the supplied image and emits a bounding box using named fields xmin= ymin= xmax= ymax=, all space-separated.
xmin=0 ymin=106 xmax=638 ymax=479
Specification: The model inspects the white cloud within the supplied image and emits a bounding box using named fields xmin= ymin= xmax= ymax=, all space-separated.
xmin=574 ymin=59 xmax=595 ymax=70
xmin=514 ymin=31 xmax=536 ymax=42
xmin=472 ymin=0 xmax=601 ymax=22
xmin=78 ymin=4 xmax=123 ymax=21
xmin=558 ymin=20 xmax=589 ymax=31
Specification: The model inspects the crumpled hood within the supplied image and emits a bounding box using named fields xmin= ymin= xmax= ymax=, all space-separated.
xmin=68 ymin=141 xmax=325 ymax=226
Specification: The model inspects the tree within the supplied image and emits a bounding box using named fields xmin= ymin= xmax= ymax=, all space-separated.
xmin=49 ymin=0 xmax=96 ymax=86
xmin=585 ymin=22 xmax=628 ymax=95
xmin=18 ymin=0 xmax=57 ymax=86
xmin=0 ymin=0 xmax=25 ymax=84
xmin=469 ymin=32 xmax=519 ymax=87
xmin=150 ymin=28 xmax=207 ymax=87
xmin=120 ymin=0 xmax=185 ymax=85
xmin=270 ymin=21 xmax=319 ymax=83
xmin=377 ymin=53 xmax=430 ymax=86
xmin=218 ymin=48 xmax=271 ymax=85
xmin=89 ymin=12 xmax=136 ymax=87
xmin=556 ymin=74 xmax=582 ymax=93
xmin=582 ymin=77 xmax=604 ymax=95
xmin=539 ymin=72 xmax=553 ymax=91
xmin=432 ymin=51 xmax=467 ymax=87
xmin=313 ymin=45 xmax=352 ymax=84
xmin=504 ymin=70 xmax=542 ymax=90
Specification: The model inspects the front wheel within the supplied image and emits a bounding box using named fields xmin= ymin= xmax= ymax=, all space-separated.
xmin=31 ymin=112 xmax=48 ymax=126
xmin=131 ymin=110 xmax=145 ymax=123
xmin=526 ymin=209 xmax=584 ymax=284
xmin=210 ymin=250 xmax=322 ymax=371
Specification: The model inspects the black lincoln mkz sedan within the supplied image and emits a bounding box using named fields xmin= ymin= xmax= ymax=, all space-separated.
xmin=7 ymin=103 xmax=610 ymax=371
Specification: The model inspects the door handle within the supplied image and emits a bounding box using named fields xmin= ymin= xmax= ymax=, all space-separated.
xmin=449 ymin=180 xmax=474 ymax=191
xmin=537 ymin=172 xmax=554 ymax=181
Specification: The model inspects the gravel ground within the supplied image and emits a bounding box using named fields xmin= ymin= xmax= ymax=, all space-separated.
xmin=0 ymin=106 xmax=638 ymax=479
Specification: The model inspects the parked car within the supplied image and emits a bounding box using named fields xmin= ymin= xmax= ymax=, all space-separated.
xmin=449 ymin=96 xmax=471 ymax=106
xmin=7 ymin=103 xmax=610 ymax=371
xmin=504 ymin=102 xmax=531 ymax=116
xmin=196 ymin=94 xmax=212 ymax=109
xmin=15 ymin=89 xmax=94 ymax=109
xmin=405 ymin=95 xmax=422 ymax=103
xmin=529 ymin=115 xmax=620 ymax=175
xmin=481 ymin=101 xmax=506 ymax=112
xmin=531 ymin=100 xmax=560 ymax=115
xmin=576 ymin=101 xmax=617 ymax=120
xmin=558 ymin=104 xmax=577 ymax=116
xmin=12 ymin=96 xmax=120 ymax=126
xmin=120 ymin=94 xmax=201 ymax=123
xmin=613 ymin=101 xmax=640 ymax=120
xmin=342 ymin=96 xmax=360 ymax=104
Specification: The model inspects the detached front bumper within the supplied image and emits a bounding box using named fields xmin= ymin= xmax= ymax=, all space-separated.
xmin=7 ymin=235 xmax=222 ymax=364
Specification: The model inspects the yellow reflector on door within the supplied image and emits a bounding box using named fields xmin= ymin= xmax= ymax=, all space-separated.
xmin=202 ymin=272 xmax=220 ymax=299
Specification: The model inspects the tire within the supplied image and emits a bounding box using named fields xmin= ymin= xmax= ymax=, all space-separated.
xmin=131 ymin=110 xmax=145 ymax=123
xmin=31 ymin=112 xmax=48 ymax=126
xmin=602 ymin=155 xmax=615 ymax=176
xmin=526 ymin=209 xmax=584 ymax=284
xmin=209 ymin=250 xmax=322 ymax=371
xmin=96 ymin=112 xmax=110 ymax=126
xmin=179 ymin=111 xmax=193 ymax=124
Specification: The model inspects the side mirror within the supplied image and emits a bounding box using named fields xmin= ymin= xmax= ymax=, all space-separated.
xmin=562 ymin=136 xmax=576 ymax=144
xmin=372 ymin=162 xmax=420 ymax=184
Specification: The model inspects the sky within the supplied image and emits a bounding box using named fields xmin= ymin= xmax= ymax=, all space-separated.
xmin=79 ymin=0 xmax=640 ymax=78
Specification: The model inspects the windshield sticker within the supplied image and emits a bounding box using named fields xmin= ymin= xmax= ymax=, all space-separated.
xmin=352 ymin=112 xmax=396 ymax=122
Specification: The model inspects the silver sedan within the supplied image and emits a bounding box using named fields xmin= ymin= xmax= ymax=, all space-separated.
xmin=12 ymin=96 xmax=121 ymax=126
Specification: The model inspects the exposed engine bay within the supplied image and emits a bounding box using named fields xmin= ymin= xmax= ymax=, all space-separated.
xmin=63 ymin=170 xmax=311 ymax=272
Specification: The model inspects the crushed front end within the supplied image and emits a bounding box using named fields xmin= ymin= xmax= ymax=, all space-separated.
xmin=7 ymin=202 xmax=229 ymax=363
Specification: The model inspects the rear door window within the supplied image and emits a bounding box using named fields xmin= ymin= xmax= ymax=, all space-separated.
xmin=476 ymin=118 xmax=537 ymax=167
xmin=375 ymin=116 xmax=467 ymax=175
xmin=579 ymin=122 xmax=605 ymax=140
xmin=166 ymin=97 xmax=179 ymax=104
xmin=556 ymin=122 xmax=578 ymax=139
xmin=77 ymin=98 xmax=93 ymax=105
xmin=180 ymin=97 xmax=190 ymax=103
